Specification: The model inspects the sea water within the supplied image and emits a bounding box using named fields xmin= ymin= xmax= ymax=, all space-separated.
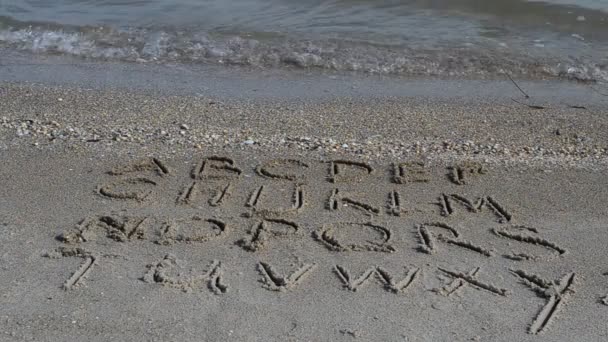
xmin=1 ymin=0 xmax=607 ymax=81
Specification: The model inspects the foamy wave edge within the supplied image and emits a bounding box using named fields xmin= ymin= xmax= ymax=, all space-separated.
xmin=1 ymin=27 xmax=606 ymax=82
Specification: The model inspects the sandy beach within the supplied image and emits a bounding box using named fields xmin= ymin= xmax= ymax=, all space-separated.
xmin=1 ymin=58 xmax=608 ymax=341
xmin=3 ymin=0 xmax=608 ymax=339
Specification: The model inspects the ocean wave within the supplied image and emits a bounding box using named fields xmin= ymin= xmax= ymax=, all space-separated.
xmin=0 ymin=25 xmax=607 ymax=82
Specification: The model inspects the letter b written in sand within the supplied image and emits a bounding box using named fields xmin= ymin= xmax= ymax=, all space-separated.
xmin=191 ymin=156 xmax=242 ymax=180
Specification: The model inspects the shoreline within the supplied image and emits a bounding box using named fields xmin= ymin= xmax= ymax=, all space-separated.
xmin=0 ymin=74 xmax=607 ymax=169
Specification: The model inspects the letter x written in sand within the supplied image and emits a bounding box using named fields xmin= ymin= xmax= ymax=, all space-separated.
xmin=436 ymin=267 xmax=509 ymax=297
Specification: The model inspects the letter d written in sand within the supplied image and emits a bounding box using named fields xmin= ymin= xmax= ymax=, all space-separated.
xmin=329 ymin=160 xmax=374 ymax=183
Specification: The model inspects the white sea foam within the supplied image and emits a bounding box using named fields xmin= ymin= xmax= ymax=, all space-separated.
xmin=0 ymin=26 xmax=606 ymax=82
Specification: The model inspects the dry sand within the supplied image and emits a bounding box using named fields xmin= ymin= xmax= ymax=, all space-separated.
xmin=1 ymin=61 xmax=608 ymax=341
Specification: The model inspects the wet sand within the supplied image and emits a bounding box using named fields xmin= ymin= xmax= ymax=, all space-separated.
xmin=0 ymin=61 xmax=608 ymax=341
